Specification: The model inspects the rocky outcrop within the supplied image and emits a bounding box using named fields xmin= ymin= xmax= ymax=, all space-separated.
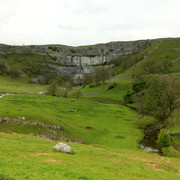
xmin=0 ymin=117 xmax=63 ymax=130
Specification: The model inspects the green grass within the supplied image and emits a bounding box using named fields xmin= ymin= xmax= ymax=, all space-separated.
xmin=0 ymin=94 xmax=141 ymax=150
xmin=0 ymin=75 xmax=46 ymax=93
xmin=81 ymin=83 xmax=108 ymax=94
xmin=115 ymin=41 xmax=180 ymax=78
xmin=0 ymin=53 xmax=51 ymax=68
xmin=169 ymin=59 xmax=180 ymax=73
xmin=0 ymin=75 xmax=33 ymax=85
xmin=113 ymin=42 xmax=161 ymax=78
xmin=0 ymin=133 xmax=180 ymax=180
xmin=79 ymin=79 xmax=133 ymax=101
xmin=0 ymin=40 xmax=180 ymax=179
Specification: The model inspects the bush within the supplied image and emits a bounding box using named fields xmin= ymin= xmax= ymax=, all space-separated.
xmin=0 ymin=61 xmax=9 ymax=74
xmin=161 ymin=147 xmax=171 ymax=157
xmin=9 ymin=68 xmax=21 ymax=79
xmin=44 ymin=73 xmax=56 ymax=84
xmin=132 ymin=80 xmax=145 ymax=93
xmin=124 ymin=89 xmax=135 ymax=103
xmin=89 ymin=83 xmax=96 ymax=88
xmin=69 ymin=48 xmax=76 ymax=53
xmin=46 ymin=82 xmax=58 ymax=96
xmin=157 ymin=129 xmax=171 ymax=150
xmin=108 ymin=82 xmax=117 ymax=90
xmin=137 ymin=116 xmax=158 ymax=129
xmin=56 ymin=89 xmax=68 ymax=98
xmin=73 ymin=90 xmax=81 ymax=99
xmin=55 ymin=74 xmax=73 ymax=86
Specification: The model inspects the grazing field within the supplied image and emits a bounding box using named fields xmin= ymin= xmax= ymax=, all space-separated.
xmin=0 ymin=94 xmax=141 ymax=150
xmin=0 ymin=133 xmax=180 ymax=180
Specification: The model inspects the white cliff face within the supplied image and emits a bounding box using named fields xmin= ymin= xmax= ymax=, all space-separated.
xmin=70 ymin=55 xmax=107 ymax=66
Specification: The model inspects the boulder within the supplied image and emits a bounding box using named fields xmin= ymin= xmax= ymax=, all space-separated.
xmin=54 ymin=142 xmax=73 ymax=153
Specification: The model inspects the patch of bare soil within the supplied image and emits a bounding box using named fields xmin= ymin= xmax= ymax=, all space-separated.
xmin=144 ymin=163 xmax=164 ymax=171
xmin=19 ymin=155 xmax=28 ymax=158
xmin=109 ymin=158 xmax=122 ymax=162
xmin=45 ymin=159 xmax=62 ymax=163
xmin=32 ymin=152 xmax=50 ymax=156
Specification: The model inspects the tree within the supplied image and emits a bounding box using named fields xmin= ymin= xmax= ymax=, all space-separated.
xmin=23 ymin=60 xmax=41 ymax=75
xmin=124 ymin=79 xmax=146 ymax=103
xmin=46 ymin=81 xmax=58 ymax=96
xmin=135 ymin=75 xmax=178 ymax=125
xmin=73 ymin=90 xmax=81 ymax=99
xmin=141 ymin=60 xmax=157 ymax=74
xmin=157 ymin=60 xmax=173 ymax=74
xmin=92 ymin=67 xmax=102 ymax=86
xmin=92 ymin=67 xmax=115 ymax=86
xmin=141 ymin=59 xmax=172 ymax=75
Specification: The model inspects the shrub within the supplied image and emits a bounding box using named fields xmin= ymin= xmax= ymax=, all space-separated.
xmin=137 ymin=116 xmax=158 ymax=129
xmin=0 ymin=61 xmax=9 ymax=74
xmin=44 ymin=73 xmax=56 ymax=84
xmin=46 ymin=82 xmax=58 ymax=96
xmin=132 ymin=80 xmax=146 ymax=93
xmin=124 ymin=89 xmax=135 ymax=103
xmin=73 ymin=90 xmax=81 ymax=99
xmin=157 ymin=129 xmax=171 ymax=150
xmin=9 ymin=68 xmax=21 ymax=79
xmin=48 ymin=46 xmax=59 ymax=52
xmin=89 ymin=83 xmax=96 ymax=88
xmin=55 ymin=74 xmax=73 ymax=86
xmin=108 ymin=82 xmax=117 ymax=90
xmin=69 ymin=48 xmax=76 ymax=53
xmin=56 ymin=89 xmax=68 ymax=98
xmin=161 ymin=147 xmax=171 ymax=157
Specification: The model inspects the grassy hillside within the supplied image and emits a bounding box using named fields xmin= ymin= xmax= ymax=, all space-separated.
xmin=80 ymin=79 xmax=133 ymax=101
xmin=114 ymin=41 xmax=180 ymax=79
xmin=0 ymin=133 xmax=180 ymax=180
xmin=0 ymin=53 xmax=56 ymax=75
xmin=0 ymin=94 xmax=141 ymax=150
xmin=0 ymin=75 xmax=46 ymax=93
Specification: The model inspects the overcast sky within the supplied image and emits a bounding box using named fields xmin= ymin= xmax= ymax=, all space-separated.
xmin=0 ymin=0 xmax=179 ymax=46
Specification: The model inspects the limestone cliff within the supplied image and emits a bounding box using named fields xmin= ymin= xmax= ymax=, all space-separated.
xmin=0 ymin=39 xmax=155 ymax=80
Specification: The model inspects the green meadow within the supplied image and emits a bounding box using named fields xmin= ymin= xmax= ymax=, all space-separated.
xmin=0 ymin=132 xmax=180 ymax=180
xmin=0 ymin=39 xmax=180 ymax=180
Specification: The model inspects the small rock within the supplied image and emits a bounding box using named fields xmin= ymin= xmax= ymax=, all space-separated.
xmin=54 ymin=142 xmax=73 ymax=153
